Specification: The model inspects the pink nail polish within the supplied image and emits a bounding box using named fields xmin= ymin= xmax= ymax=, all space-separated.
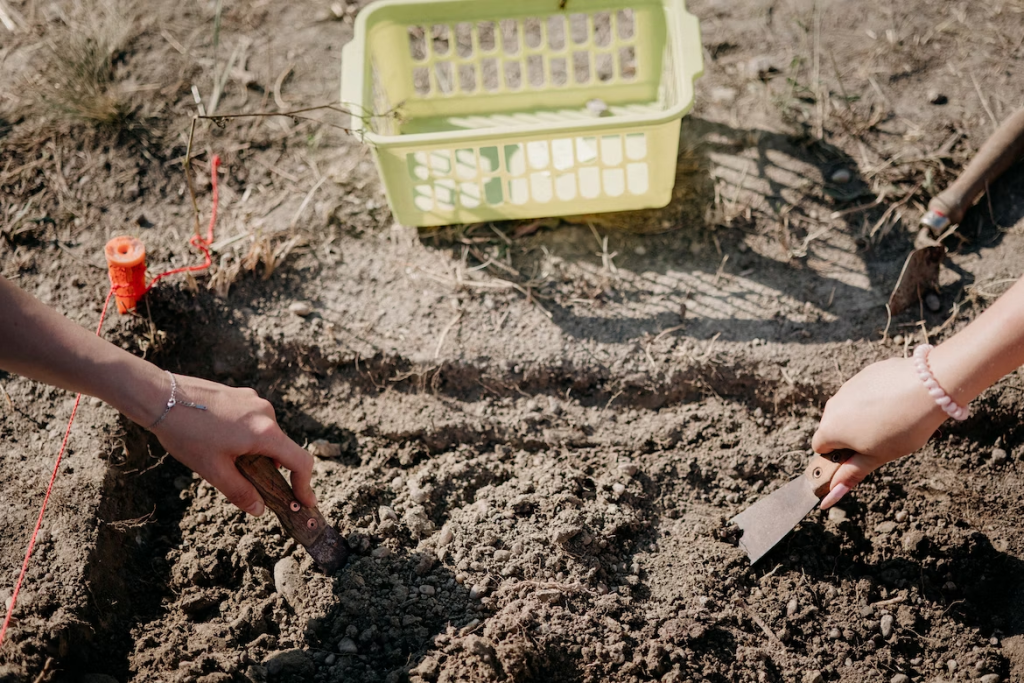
xmin=820 ymin=483 xmax=850 ymax=510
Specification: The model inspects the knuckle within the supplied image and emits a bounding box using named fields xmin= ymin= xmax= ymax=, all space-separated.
xmin=259 ymin=400 xmax=278 ymax=419
xmin=249 ymin=416 xmax=280 ymax=441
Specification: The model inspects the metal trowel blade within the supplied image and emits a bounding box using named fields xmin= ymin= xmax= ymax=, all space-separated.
xmin=306 ymin=524 xmax=351 ymax=575
xmin=729 ymin=474 xmax=821 ymax=564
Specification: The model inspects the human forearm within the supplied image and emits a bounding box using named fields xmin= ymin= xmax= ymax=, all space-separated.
xmin=0 ymin=274 xmax=316 ymax=512
xmin=0 ymin=275 xmax=166 ymax=426
xmin=928 ymin=277 xmax=1024 ymax=405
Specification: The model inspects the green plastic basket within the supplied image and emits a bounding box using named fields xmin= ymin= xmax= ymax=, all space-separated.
xmin=341 ymin=0 xmax=703 ymax=227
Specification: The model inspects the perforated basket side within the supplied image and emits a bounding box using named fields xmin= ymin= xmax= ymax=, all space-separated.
xmin=374 ymin=119 xmax=681 ymax=226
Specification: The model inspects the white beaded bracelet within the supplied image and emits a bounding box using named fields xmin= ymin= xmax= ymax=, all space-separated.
xmin=913 ymin=344 xmax=969 ymax=421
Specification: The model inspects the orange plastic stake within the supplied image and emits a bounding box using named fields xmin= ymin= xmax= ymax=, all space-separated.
xmin=104 ymin=236 xmax=147 ymax=314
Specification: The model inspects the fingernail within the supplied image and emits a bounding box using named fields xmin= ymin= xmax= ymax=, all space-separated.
xmin=246 ymin=501 xmax=265 ymax=517
xmin=820 ymin=483 xmax=850 ymax=510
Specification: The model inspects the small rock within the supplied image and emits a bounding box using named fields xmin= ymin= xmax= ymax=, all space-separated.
xmin=551 ymin=527 xmax=580 ymax=545
xmin=875 ymin=521 xmax=897 ymax=535
xmin=634 ymin=245 xmax=647 ymax=256
xmin=337 ymin=637 xmax=358 ymax=654
xmin=493 ymin=550 xmax=510 ymax=562
xmin=612 ymin=483 xmax=626 ymax=496
xmin=265 ymin=649 xmax=315 ymax=678
xmin=828 ymin=507 xmax=847 ymax=523
xmin=308 ymin=439 xmax=342 ymax=459
xmin=859 ymin=605 xmax=875 ymax=618
xmin=617 ymin=462 xmax=639 ymax=477
xmin=469 ymin=584 xmax=489 ymax=600
xmin=928 ymin=89 xmax=948 ymax=105
xmin=828 ymin=627 xmax=842 ymax=640
xmin=710 ymin=86 xmax=738 ymax=104
xmin=980 ymin=674 xmax=1001 ymax=683
xmin=895 ymin=510 xmax=908 ymax=523
xmin=902 ymin=530 xmax=926 ymax=553
xmin=990 ymin=637 xmax=1000 ymax=646
xmin=409 ymin=487 xmax=429 ymax=504
xmin=830 ymin=168 xmax=852 ymax=184
xmin=438 ymin=527 xmax=455 ymax=546
xmin=379 ymin=506 xmax=398 ymax=522
xmin=804 ymin=670 xmax=824 ymax=683
xmin=890 ymin=675 xmax=909 ymax=683
xmin=786 ymin=598 xmax=799 ymax=617
xmin=289 ymin=301 xmax=314 ymax=317
xmin=324 ymin=654 xmax=336 ymax=666
xmin=947 ymin=659 xmax=958 ymax=673
xmin=273 ymin=557 xmax=303 ymax=607
xmin=880 ymin=613 xmax=894 ymax=638
xmin=371 ymin=546 xmax=392 ymax=559
xmin=893 ymin=334 xmax=905 ymax=346
xmin=991 ymin=447 xmax=1009 ymax=464
xmin=536 ymin=589 xmax=562 ymax=603
xmin=419 ymin=584 xmax=436 ymax=596
xmin=925 ymin=292 xmax=941 ymax=312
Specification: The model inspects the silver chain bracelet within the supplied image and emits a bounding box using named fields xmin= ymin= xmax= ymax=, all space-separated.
xmin=150 ymin=371 xmax=207 ymax=428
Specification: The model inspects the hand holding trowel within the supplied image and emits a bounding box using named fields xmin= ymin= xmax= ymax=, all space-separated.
xmin=236 ymin=455 xmax=350 ymax=574
xmin=730 ymin=448 xmax=855 ymax=564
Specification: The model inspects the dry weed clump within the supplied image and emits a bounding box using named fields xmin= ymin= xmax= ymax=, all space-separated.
xmin=34 ymin=0 xmax=136 ymax=128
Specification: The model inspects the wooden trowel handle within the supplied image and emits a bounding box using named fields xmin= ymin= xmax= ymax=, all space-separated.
xmin=929 ymin=108 xmax=1024 ymax=226
xmin=235 ymin=454 xmax=330 ymax=548
xmin=804 ymin=449 xmax=856 ymax=499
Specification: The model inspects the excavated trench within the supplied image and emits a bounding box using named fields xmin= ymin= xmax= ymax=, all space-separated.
xmin=41 ymin=288 xmax=1023 ymax=683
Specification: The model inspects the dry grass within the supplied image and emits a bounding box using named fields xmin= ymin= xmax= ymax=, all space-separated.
xmin=34 ymin=0 xmax=136 ymax=128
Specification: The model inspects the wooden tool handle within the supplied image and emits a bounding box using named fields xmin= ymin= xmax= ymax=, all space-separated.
xmin=929 ymin=108 xmax=1024 ymax=225
xmin=804 ymin=449 xmax=856 ymax=499
xmin=235 ymin=454 xmax=330 ymax=548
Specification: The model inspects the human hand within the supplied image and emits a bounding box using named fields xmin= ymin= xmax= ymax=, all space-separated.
xmin=811 ymin=356 xmax=948 ymax=508
xmin=146 ymin=374 xmax=316 ymax=516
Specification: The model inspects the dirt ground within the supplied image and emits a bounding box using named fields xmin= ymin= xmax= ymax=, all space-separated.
xmin=2 ymin=0 xmax=1024 ymax=681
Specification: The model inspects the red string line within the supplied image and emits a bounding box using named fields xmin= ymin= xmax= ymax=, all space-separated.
xmin=1 ymin=155 xmax=222 ymax=650
xmin=143 ymin=154 xmax=221 ymax=292
xmin=0 ymin=287 xmax=116 ymax=649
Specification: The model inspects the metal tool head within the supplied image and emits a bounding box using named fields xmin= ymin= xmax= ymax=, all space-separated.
xmin=730 ymin=475 xmax=821 ymax=564
xmin=920 ymin=210 xmax=950 ymax=235
xmin=888 ymin=245 xmax=945 ymax=315
xmin=306 ymin=524 xmax=351 ymax=575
